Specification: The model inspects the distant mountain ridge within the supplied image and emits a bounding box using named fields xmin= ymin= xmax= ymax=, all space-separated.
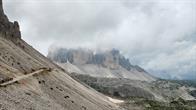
xmin=49 ymin=48 xmax=142 ymax=71
xmin=48 ymin=48 xmax=156 ymax=81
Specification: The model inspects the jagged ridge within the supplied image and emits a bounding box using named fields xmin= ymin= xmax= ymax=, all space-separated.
xmin=48 ymin=48 xmax=144 ymax=72
xmin=48 ymin=48 xmax=156 ymax=81
xmin=0 ymin=0 xmax=21 ymax=41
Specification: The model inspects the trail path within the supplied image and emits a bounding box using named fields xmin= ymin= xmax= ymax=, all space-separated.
xmin=0 ymin=68 xmax=49 ymax=86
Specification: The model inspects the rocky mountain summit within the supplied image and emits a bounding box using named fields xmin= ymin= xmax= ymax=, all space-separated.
xmin=0 ymin=1 xmax=121 ymax=110
xmin=49 ymin=48 xmax=144 ymax=72
xmin=0 ymin=1 xmax=21 ymax=41
xmin=48 ymin=48 xmax=155 ymax=81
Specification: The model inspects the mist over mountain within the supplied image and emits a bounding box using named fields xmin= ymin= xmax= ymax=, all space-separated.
xmin=4 ymin=0 xmax=196 ymax=81
xmin=48 ymin=48 xmax=156 ymax=81
xmin=49 ymin=48 xmax=132 ymax=69
xmin=48 ymin=47 xmax=196 ymax=80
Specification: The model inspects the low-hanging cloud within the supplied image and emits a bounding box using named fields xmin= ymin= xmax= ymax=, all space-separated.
xmin=3 ymin=0 xmax=196 ymax=79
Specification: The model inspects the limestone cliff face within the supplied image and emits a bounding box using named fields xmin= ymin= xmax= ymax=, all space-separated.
xmin=0 ymin=0 xmax=21 ymax=40
xmin=48 ymin=48 xmax=146 ymax=72
xmin=48 ymin=48 xmax=156 ymax=81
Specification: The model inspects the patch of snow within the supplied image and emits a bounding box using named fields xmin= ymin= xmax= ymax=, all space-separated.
xmin=107 ymin=96 xmax=124 ymax=104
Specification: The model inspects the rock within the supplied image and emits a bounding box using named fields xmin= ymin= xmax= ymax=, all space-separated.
xmin=0 ymin=0 xmax=3 ymax=14
xmin=49 ymin=48 xmax=142 ymax=71
xmin=0 ymin=0 xmax=21 ymax=40
xmin=48 ymin=48 xmax=156 ymax=81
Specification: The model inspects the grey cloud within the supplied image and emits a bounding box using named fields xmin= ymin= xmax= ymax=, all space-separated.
xmin=3 ymin=0 xmax=196 ymax=79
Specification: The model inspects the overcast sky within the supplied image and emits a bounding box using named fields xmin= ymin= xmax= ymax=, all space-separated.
xmin=3 ymin=0 xmax=196 ymax=79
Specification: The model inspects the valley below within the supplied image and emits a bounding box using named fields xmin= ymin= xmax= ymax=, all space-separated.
xmin=70 ymin=73 xmax=196 ymax=110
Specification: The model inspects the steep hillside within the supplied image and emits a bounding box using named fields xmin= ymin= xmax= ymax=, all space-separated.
xmin=0 ymin=1 xmax=121 ymax=110
xmin=48 ymin=48 xmax=155 ymax=81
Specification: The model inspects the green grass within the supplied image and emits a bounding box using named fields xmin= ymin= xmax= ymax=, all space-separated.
xmin=159 ymin=79 xmax=196 ymax=88
xmin=127 ymin=97 xmax=196 ymax=110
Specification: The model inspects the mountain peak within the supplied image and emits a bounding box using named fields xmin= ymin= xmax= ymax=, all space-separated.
xmin=0 ymin=0 xmax=21 ymax=40
xmin=48 ymin=48 xmax=156 ymax=81
xmin=0 ymin=0 xmax=7 ymax=21
xmin=48 ymin=48 xmax=146 ymax=72
xmin=0 ymin=0 xmax=3 ymax=13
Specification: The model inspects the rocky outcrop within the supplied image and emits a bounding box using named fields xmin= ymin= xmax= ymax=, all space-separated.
xmin=48 ymin=48 xmax=145 ymax=72
xmin=0 ymin=0 xmax=3 ymax=14
xmin=48 ymin=48 xmax=149 ymax=73
xmin=0 ymin=0 xmax=21 ymax=40
xmin=48 ymin=48 xmax=156 ymax=81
